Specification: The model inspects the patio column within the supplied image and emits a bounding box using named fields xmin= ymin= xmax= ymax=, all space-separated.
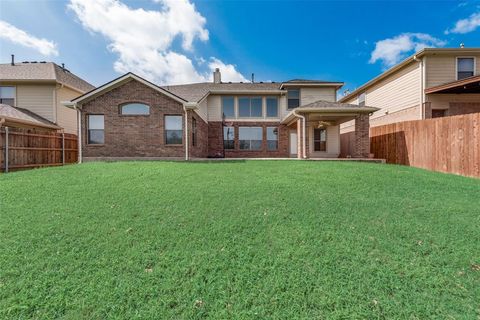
xmin=353 ymin=113 xmax=370 ymax=158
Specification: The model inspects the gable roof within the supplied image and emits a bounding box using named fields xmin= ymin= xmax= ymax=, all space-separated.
xmin=339 ymin=47 xmax=480 ymax=103
xmin=0 ymin=62 xmax=95 ymax=93
xmin=0 ymin=104 xmax=61 ymax=130
xmin=71 ymin=72 xmax=188 ymax=105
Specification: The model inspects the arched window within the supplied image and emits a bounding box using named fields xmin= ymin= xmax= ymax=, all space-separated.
xmin=120 ymin=103 xmax=150 ymax=115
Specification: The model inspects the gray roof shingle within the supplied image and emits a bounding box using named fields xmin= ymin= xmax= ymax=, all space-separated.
xmin=0 ymin=104 xmax=60 ymax=129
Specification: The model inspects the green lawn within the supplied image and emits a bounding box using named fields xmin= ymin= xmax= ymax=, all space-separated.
xmin=1 ymin=161 xmax=479 ymax=319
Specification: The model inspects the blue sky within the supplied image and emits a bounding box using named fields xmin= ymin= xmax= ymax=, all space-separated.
xmin=1 ymin=0 xmax=480 ymax=94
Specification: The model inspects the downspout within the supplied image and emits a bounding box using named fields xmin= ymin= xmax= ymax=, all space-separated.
xmin=74 ymin=105 xmax=82 ymax=164
xmin=292 ymin=109 xmax=306 ymax=159
xmin=183 ymin=105 xmax=189 ymax=161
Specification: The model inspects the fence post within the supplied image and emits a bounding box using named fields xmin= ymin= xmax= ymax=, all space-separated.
xmin=62 ymin=133 xmax=65 ymax=165
xmin=4 ymin=127 xmax=9 ymax=173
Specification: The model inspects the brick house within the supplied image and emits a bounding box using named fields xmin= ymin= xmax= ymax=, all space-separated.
xmin=68 ymin=71 xmax=378 ymax=161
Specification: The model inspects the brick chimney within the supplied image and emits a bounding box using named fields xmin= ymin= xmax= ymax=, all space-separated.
xmin=213 ymin=68 xmax=221 ymax=84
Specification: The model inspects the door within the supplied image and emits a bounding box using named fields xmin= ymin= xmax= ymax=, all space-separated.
xmin=290 ymin=131 xmax=297 ymax=157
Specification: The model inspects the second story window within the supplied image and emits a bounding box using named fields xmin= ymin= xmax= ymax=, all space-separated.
xmin=457 ymin=57 xmax=475 ymax=80
xmin=222 ymin=96 xmax=235 ymax=118
xmin=287 ymin=89 xmax=300 ymax=109
xmin=0 ymin=86 xmax=15 ymax=106
xmin=358 ymin=93 xmax=365 ymax=106
xmin=266 ymin=97 xmax=279 ymax=117
xmin=120 ymin=103 xmax=150 ymax=115
xmin=238 ymin=97 xmax=262 ymax=117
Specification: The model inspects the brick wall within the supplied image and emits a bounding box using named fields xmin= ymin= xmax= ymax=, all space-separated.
xmin=353 ymin=113 xmax=370 ymax=158
xmin=189 ymin=110 xmax=208 ymax=158
xmin=208 ymin=121 xmax=289 ymax=158
xmin=81 ymin=79 xmax=186 ymax=158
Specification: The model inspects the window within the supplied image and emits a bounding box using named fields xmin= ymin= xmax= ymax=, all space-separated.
xmin=165 ymin=115 xmax=183 ymax=145
xmin=120 ymin=103 xmax=150 ymax=115
xmin=432 ymin=109 xmax=446 ymax=118
xmin=358 ymin=93 xmax=365 ymax=106
xmin=192 ymin=117 xmax=197 ymax=147
xmin=0 ymin=86 xmax=15 ymax=106
xmin=457 ymin=58 xmax=475 ymax=80
xmin=238 ymin=97 xmax=262 ymax=117
xmin=222 ymin=96 xmax=235 ymax=118
xmin=287 ymin=89 xmax=300 ymax=109
xmin=87 ymin=115 xmax=104 ymax=144
xmin=239 ymin=127 xmax=262 ymax=150
xmin=266 ymin=97 xmax=279 ymax=117
xmin=223 ymin=126 xmax=235 ymax=149
xmin=313 ymin=128 xmax=326 ymax=152
xmin=267 ymin=127 xmax=278 ymax=150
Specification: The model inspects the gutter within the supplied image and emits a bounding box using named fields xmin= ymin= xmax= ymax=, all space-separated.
xmin=63 ymin=101 xmax=82 ymax=163
xmin=292 ymin=109 xmax=306 ymax=159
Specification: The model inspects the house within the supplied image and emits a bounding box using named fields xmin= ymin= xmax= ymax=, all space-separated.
xmin=0 ymin=56 xmax=95 ymax=134
xmin=0 ymin=103 xmax=61 ymax=131
xmin=339 ymin=48 xmax=480 ymax=133
xmin=68 ymin=70 xmax=378 ymax=161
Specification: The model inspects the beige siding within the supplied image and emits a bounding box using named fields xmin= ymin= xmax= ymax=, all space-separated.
xmin=56 ymin=86 xmax=82 ymax=134
xmin=196 ymin=98 xmax=208 ymax=122
xmin=300 ymin=87 xmax=336 ymax=105
xmin=427 ymin=93 xmax=480 ymax=109
xmin=207 ymin=95 xmax=222 ymax=121
xmin=309 ymin=124 xmax=340 ymax=158
xmin=426 ymin=54 xmax=480 ymax=88
xmin=16 ymin=84 xmax=55 ymax=121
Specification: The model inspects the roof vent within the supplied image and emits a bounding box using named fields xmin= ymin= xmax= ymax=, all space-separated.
xmin=40 ymin=61 xmax=46 ymax=63
xmin=260 ymin=81 xmax=264 ymax=83
xmin=31 ymin=61 xmax=38 ymax=63
xmin=460 ymin=42 xmax=465 ymax=48
xmin=240 ymin=81 xmax=243 ymax=83
xmin=11 ymin=54 xmax=14 ymax=66
xmin=228 ymin=81 xmax=232 ymax=83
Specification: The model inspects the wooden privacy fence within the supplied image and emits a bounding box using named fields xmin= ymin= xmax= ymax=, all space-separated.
xmin=0 ymin=127 xmax=78 ymax=172
xmin=370 ymin=112 xmax=480 ymax=178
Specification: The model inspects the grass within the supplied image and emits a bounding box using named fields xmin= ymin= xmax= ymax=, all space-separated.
xmin=0 ymin=161 xmax=479 ymax=319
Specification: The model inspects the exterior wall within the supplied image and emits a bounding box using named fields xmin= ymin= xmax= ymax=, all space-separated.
xmin=15 ymin=84 xmax=56 ymax=121
xmin=56 ymin=86 xmax=83 ymax=134
xmin=425 ymin=54 xmax=480 ymax=88
xmin=80 ymin=79 xmax=186 ymax=158
xmin=300 ymin=87 xmax=336 ymax=105
xmin=196 ymin=98 xmax=208 ymax=122
xmin=307 ymin=123 xmax=340 ymax=158
xmin=189 ymin=110 xmax=208 ymax=158
xmin=207 ymin=121 xmax=289 ymax=158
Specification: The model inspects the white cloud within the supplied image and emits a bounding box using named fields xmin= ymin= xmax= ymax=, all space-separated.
xmin=369 ymin=33 xmax=446 ymax=68
xmin=208 ymin=58 xmax=248 ymax=82
xmin=446 ymin=12 xmax=480 ymax=34
xmin=68 ymin=0 xmax=247 ymax=85
xmin=0 ymin=20 xmax=59 ymax=56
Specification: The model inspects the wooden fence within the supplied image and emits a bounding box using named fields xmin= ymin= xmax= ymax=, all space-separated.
xmin=0 ymin=127 xmax=78 ymax=172
xmin=369 ymin=112 xmax=480 ymax=178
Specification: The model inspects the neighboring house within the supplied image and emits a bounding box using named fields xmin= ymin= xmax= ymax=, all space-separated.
xmin=0 ymin=57 xmax=95 ymax=134
xmin=0 ymin=104 xmax=61 ymax=131
xmin=68 ymin=70 xmax=377 ymax=161
xmin=339 ymin=47 xmax=480 ymax=132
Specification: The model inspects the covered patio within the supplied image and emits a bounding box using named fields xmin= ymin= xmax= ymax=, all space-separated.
xmin=281 ymin=101 xmax=378 ymax=159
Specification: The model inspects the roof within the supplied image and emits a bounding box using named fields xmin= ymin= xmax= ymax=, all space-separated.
xmin=339 ymin=47 xmax=480 ymax=103
xmin=0 ymin=62 xmax=95 ymax=93
xmin=282 ymin=100 xmax=379 ymax=124
xmin=425 ymin=74 xmax=480 ymax=94
xmin=0 ymin=104 xmax=61 ymax=129
xmin=71 ymin=72 xmax=187 ymax=105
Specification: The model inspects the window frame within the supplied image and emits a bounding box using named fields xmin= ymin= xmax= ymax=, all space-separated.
xmin=221 ymin=96 xmax=235 ymax=118
xmin=266 ymin=97 xmax=279 ymax=118
xmin=0 ymin=86 xmax=16 ymax=106
xmin=164 ymin=114 xmax=184 ymax=146
xmin=456 ymin=57 xmax=476 ymax=80
xmin=313 ymin=128 xmax=327 ymax=152
xmin=119 ymin=102 xmax=150 ymax=116
xmin=238 ymin=96 xmax=263 ymax=118
xmin=223 ymin=126 xmax=235 ymax=150
xmin=287 ymin=89 xmax=300 ymax=109
xmin=266 ymin=127 xmax=278 ymax=151
xmin=87 ymin=114 xmax=105 ymax=145
xmin=239 ymin=126 xmax=263 ymax=151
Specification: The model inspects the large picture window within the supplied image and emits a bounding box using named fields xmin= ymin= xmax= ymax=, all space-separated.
xmin=0 ymin=86 xmax=15 ymax=106
xmin=120 ymin=103 xmax=150 ymax=115
xmin=267 ymin=127 xmax=278 ymax=150
xmin=224 ymin=126 xmax=235 ymax=149
xmin=313 ymin=128 xmax=326 ymax=152
xmin=238 ymin=97 xmax=262 ymax=117
xmin=457 ymin=57 xmax=475 ymax=80
xmin=287 ymin=89 xmax=300 ymax=109
xmin=222 ymin=96 xmax=235 ymax=118
xmin=266 ymin=97 xmax=278 ymax=117
xmin=87 ymin=115 xmax=104 ymax=144
xmin=239 ymin=127 xmax=262 ymax=150
xmin=165 ymin=115 xmax=183 ymax=145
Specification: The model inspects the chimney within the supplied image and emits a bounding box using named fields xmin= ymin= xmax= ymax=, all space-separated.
xmin=213 ymin=68 xmax=221 ymax=84
xmin=11 ymin=54 xmax=14 ymax=66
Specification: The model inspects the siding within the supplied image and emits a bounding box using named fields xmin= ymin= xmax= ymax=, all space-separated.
xmin=16 ymin=84 xmax=55 ymax=121
xmin=427 ymin=93 xmax=480 ymax=109
xmin=56 ymin=86 xmax=82 ymax=134
xmin=300 ymin=87 xmax=336 ymax=105
xmin=426 ymin=54 xmax=480 ymax=88
xmin=196 ymin=98 xmax=208 ymax=122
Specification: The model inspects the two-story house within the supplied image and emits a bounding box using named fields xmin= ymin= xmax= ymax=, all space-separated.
xmin=339 ymin=48 xmax=480 ymax=133
xmin=0 ymin=58 xmax=95 ymax=133
xmin=67 ymin=70 xmax=377 ymax=161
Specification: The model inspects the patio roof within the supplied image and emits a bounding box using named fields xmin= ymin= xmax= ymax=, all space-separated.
xmin=0 ymin=104 xmax=61 ymax=130
xmin=425 ymin=75 xmax=480 ymax=94
xmin=281 ymin=100 xmax=379 ymax=124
